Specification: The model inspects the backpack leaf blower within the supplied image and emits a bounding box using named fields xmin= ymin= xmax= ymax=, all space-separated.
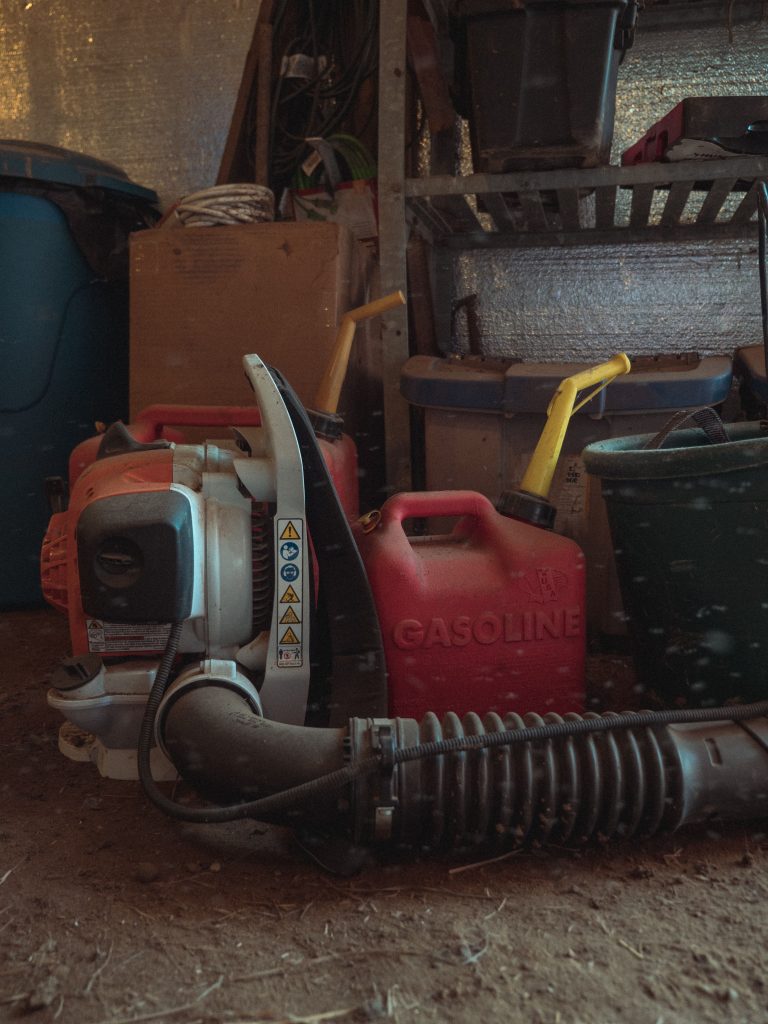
xmin=40 ymin=348 xmax=768 ymax=867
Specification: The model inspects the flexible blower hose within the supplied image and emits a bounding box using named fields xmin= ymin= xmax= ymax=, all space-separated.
xmin=138 ymin=624 xmax=364 ymax=824
xmin=140 ymin=626 xmax=768 ymax=850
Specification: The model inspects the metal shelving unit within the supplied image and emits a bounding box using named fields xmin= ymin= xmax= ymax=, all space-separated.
xmin=406 ymin=158 xmax=768 ymax=249
xmin=376 ymin=0 xmax=767 ymax=491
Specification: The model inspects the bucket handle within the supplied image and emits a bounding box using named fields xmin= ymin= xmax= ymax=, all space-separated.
xmin=643 ymin=406 xmax=729 ymax=450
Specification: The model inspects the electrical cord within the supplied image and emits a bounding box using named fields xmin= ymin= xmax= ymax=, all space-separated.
xmin=0 ymin=280 xmax=94 ymax=413
xmin=391 ymin=699 xmax=768 ymax=765
xmin=266 ymin=0 xmax=379 ymax=186
xmin=175 ymin=185 xmax=274 ymax=227
xmin=758 ymin=181 xmax=768 ymax=371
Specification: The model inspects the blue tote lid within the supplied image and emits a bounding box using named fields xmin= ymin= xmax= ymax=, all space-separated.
xmin=0 ymin=140 xmax=156 ymax=201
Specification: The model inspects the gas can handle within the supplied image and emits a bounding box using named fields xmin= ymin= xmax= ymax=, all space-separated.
xmin=380 ymin=490 xmax=496 ymax=527
xmin=132 ymin=404 xmax=262 ymax=441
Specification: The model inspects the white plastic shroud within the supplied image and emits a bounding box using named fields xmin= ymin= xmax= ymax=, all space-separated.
xmin=234 ymin=354 xmax=311 ymax=725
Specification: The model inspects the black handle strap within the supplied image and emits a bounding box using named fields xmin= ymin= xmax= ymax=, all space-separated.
xmin=643 ymin=406 xmax=729 ymax=450
xmin=758 ymin=181 xmax=768 ymax=379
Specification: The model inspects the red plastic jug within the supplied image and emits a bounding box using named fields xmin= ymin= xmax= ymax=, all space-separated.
xmin=354 ymin=490 xmax=586 ymax=719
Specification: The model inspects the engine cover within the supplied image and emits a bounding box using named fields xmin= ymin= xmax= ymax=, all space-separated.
xmin=42 ymin=442 xmax=253 ymax=660
xmin=77 ymin=489 xmax=195 ymax=622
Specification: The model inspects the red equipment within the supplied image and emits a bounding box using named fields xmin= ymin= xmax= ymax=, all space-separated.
xmin=622 ymin=97 xmax=768 ymax=166
xmin=67 ymin=403 xmax=360 ymax=521
xmin=37 ymin=349 xmax=768 ymax=867
xmin=355 ymin=490 xmax=584 ymax=719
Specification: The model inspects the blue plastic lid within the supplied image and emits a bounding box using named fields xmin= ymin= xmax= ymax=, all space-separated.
xmin=0 ymin=140 xmax=157 ymax=201
xmin=401 ymin=354 xmax=733 ymax=416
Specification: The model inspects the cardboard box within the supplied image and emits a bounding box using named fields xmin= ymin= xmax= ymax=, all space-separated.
xmin=130 ymin=221 xmax=365 ymax=417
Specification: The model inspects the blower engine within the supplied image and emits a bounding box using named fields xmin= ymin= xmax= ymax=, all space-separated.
xmin=41 ymin=353 xmax=768 ymax=866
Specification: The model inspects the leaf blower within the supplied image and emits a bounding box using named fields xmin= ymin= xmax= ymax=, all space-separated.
xmin=40 ymin=338 xmax=768 ymax=867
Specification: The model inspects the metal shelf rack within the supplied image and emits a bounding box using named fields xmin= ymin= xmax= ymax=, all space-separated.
xmin=376 ymin=0 xmax=767 ymax=491
xmin=406 ymin=158 xmax=768 ymax=249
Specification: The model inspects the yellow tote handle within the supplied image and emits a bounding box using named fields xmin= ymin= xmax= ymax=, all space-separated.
xmin=520 ymin=353 xmax=632 ymax=500
xmin=314 ymin=290 xmax=406 ymax=414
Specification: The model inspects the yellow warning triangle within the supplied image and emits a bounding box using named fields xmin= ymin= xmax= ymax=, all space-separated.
xmin=279 ymin=606 xmax=301 ymax=625
xmin=280 ymin=626 xmax=300 ymax=645
xmin=280 ymin=521 xmax=301 ymax=541
xmin=279 ymin=584 xmax=300 ymax=604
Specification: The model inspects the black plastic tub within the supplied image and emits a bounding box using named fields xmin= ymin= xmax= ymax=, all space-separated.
xmin=452 ymin=0 xmax=637 ymax=172
xmin=583 ymin=421 xmax=768 ymax=708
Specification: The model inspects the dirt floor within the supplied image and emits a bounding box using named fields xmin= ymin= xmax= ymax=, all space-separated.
xmin=2 ymin=608 xmax=768 ymax=1024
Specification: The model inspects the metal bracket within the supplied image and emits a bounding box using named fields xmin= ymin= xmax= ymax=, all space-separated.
xmin=371 ymin=721 xmax=398 ymax=841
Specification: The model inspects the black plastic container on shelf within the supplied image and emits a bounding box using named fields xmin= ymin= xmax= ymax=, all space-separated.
xmin=452 ymin=0 xmax=638 ymax=172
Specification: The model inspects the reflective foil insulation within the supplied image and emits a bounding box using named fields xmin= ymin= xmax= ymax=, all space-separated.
xmin=451 ymin=18 xmax=768 ymax=359
xmin=0 ymin=0 xmax=262 ymax=208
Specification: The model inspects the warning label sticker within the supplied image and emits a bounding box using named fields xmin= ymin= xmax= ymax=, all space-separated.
xmin=280 ymin=521 xmax=302 ymax=541
xmin=87 ymin=620 xmax=171 ymax=654
xmin=276 ymin=518 xmax=304 ymax=668
xmin=278 ymin=647 xmax=302 ymax=667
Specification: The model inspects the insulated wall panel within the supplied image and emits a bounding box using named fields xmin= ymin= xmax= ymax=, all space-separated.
xmin=0 ymin=0 xmax=261 ymax=207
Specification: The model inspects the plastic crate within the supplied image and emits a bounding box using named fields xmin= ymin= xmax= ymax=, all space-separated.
xmin=622 ymin=97 xmax=768 ymax=165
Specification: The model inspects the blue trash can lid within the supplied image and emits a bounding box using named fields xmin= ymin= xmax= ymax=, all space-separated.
xmin=0 ymin=140 xmax=156 ymax=201
xmin=401 ymin=353 xmax=733 ymax=416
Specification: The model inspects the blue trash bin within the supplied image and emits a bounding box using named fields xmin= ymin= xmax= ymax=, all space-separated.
xmin=0 ymin=141 xmax=157 ymax=607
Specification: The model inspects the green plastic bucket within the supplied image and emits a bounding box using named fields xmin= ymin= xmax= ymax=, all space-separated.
xmin=582 ymin=420 xmax=768 ymax=707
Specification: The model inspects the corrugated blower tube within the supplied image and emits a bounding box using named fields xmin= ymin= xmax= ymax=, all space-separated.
xmin=143 ymin=626 xmax=768 ymax=853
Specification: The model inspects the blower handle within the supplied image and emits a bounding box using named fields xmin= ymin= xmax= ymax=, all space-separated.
xmin=520 ymin=353 xmax=631 ymax=501
xmin=380 ymin=489 xmax=496 ymax=528
xmin=131 ymin=404 xmax=262 ymax=442
xmin=314 ymin=291 xmax=406 ymax=415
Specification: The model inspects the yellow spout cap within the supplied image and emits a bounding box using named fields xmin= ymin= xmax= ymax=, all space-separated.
xmin=314 ymin=290 xmax=406 ymax=415
xmin=519 ymin=353 xmax=632 ymax=500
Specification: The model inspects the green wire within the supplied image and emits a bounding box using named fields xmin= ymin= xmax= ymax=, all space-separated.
xmin=291 ymin=133 xmax=376 ymax=190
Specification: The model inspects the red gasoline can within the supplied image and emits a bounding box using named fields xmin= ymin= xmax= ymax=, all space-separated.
xmin=354 ymin=490 xmax=586 ymax=719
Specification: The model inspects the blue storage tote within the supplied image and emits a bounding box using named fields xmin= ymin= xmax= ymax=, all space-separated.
xmin=0 ymin=141 xmax=157 ymax=607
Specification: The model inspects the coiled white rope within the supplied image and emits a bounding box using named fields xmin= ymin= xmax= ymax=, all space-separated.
xmin=175 ymin=184 xmax=274 ymax=227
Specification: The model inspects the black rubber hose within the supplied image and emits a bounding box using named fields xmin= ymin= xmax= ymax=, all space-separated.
xmin=379 ymin=709 xmax=768 ymax=851
xmin=137 ymin=629 xmax=379 ymax=823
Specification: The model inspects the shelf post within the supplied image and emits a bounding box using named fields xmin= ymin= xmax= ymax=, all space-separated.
xmin=378 ymin=0 xmax=411 ymax=493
